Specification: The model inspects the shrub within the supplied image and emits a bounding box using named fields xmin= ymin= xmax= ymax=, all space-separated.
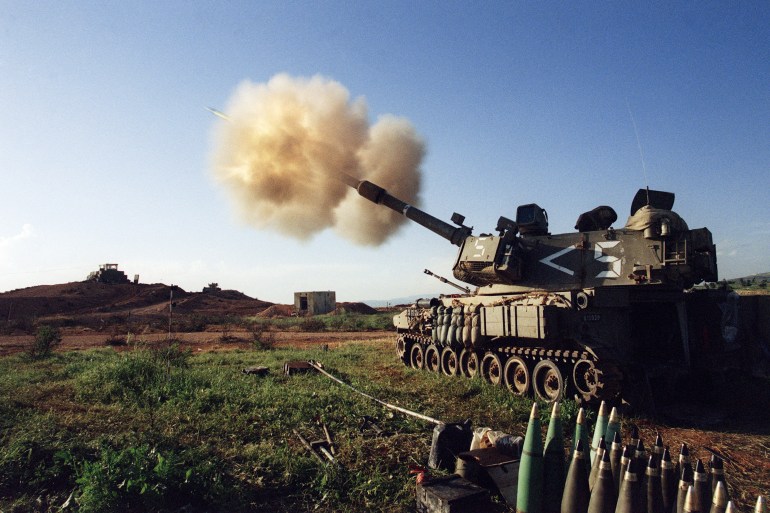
xmin=298 ymin=318 xmax=325 ymax=332
xmin=75 ymin=444 xmax=216 ymax=513
xmin=104 ymin=334 xmax=128 ymax=346
xmin=251 ymin=323 xmax=276 ymax=350
xmin=28 ymin=325 xmax=62 ymax=359
xmin=75 ymin=342 xmax=190 ymax=405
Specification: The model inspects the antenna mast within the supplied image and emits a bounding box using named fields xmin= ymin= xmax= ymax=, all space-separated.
xmin=626 ymin=98 xmax=651 ymax=205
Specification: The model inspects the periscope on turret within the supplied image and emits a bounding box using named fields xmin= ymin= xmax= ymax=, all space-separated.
xmin=339 ymin=172 xmax=728 ymax=406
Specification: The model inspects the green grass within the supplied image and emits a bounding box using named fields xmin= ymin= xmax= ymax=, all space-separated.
xmin=0 ymin=339 xmax=578 ymax=512
xmin=249 ymin=311 xmax=395 ymax=332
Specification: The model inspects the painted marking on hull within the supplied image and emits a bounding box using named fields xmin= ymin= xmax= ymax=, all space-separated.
xmin=594 ymin=241 xmax=621 ymax=278
xmin=539 ymin=241 xmax=622 ymax=278
xmin=539 ymin=245 xmax=578 ymax=275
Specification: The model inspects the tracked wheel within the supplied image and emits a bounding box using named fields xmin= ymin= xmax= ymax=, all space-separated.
xmin=532 ymin=359 xmax=565 ymax=402
xmin=572 ymin=358 xmax=623 ymax=403
xmin=409 ymin=344 xmax=425 ymax=370
xmin=396 ymin=335 xmax=408 ymax=363
xmin=480 ymin=352 xmax=503 ymax=386
xmin=503 ymin=356 xmax=530 ymax=396
xmin=440 ymin=347 xmax=459 ymax=376
xmin=459 ymin=349 xmax=480 ymax=378
xmin=425 ymin=345 xmax=441 ymax=373
xmin=573 ymin=359 xmax=600 ymax=401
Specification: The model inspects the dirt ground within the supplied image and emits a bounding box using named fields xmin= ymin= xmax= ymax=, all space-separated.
xmin=0 ymin=329 xmax=388 ymax=356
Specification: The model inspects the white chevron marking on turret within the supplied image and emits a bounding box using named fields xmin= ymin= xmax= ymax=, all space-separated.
xmin=539 ymin=245 xmax=577 ymax=276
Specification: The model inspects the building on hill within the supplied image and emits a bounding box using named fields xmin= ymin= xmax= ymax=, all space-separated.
xmin=294 ymin=291 xmax=336 ymax=316
xmin=86 ymin=263 xmax=129 ymax=284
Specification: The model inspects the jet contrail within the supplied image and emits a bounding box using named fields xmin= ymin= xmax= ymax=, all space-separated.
xmin=205 ymin=106 xmax=231 ymax=121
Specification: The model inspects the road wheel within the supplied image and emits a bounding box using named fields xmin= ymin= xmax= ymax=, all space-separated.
xmin=396 ymin=335 xmax=408 ymax=363
xmin=459 ymin=349 xmax=480 ymax=378
xmin=573 ymin=359 xmax=599 ymax=401
xmin=480 ymin=352 xmax=503 ymax=386
xmin=425 ymin=345 xmax=441 ymax=373
xmin=532 ymin=359 xmax=565 ymax=402
xmin=503 ymin=356 xmax=530 ymax=396
xmin=410 ymin=344 xmax=424 ymax=370
xmin=441 ymin=347 xmax=459 ymax=376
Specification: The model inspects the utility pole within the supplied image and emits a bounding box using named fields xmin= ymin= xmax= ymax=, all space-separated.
xmin=168 ymin=286 xmax=174 ymax=339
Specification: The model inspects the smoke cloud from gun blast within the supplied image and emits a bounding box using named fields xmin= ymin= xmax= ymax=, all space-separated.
xmin=210 ymin=73 xmax=424 ymax=246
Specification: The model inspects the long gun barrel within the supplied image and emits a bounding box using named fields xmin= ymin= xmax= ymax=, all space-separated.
xmin=340 ymin=173 xmax=471 ymax=246
xmin=424 ymin=269 xmax=471 ymax=294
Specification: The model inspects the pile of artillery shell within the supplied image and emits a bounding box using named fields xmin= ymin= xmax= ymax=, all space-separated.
xmin=511 ymin=401 xmax=765 ymax=513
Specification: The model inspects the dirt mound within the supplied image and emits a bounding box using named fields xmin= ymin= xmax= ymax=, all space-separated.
xmin=0 ymin=282 xmax=180 ymax=318
xmin=257 ymin=304 xmax=295 ymax=317
xmin=205 ymin=289 xmax=254 ymax=301
xmin=0 ymin=281 xmax=272 ymax=322
xmin=331 ymin=302 xmax=378 ymax=315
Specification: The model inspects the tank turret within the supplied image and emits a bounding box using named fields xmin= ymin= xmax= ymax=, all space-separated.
xmin=347 ymin=175 xmax=718 ymax=292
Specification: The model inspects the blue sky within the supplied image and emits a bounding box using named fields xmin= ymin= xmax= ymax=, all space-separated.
xmin=1 ymin=1 xmax=768 ymax=303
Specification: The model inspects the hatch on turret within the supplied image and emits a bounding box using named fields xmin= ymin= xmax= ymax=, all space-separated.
xmin=630 ymin=189 xmax=675 ymax=215
xmin=516 ymin=204 xmax=549 ymax=236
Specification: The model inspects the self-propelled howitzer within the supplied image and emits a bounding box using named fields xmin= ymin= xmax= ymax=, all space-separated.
xmin=347 ymin=175 xmax=727 ymax=406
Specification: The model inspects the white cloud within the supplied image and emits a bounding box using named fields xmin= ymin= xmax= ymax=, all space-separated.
xmin=0 ymin=224 xmax=35 ymax=249
xmin=0 ymin=224 xmax=35 ymax=265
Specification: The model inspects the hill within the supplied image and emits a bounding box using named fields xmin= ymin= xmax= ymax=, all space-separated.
xmin=728 ymin=272 xmax=770 ymax=293
xmin=0 ymin=281 xmax=274 ymax=328
xmin=0 ymin=281 xmax=386 ymax=337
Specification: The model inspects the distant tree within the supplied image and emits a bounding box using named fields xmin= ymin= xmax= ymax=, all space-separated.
xmin=760 ymin=279 xmax=767 ymax=289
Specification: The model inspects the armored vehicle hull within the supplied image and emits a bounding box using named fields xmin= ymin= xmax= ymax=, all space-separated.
xmin=394 ymin=284 xmax=729 ymax=404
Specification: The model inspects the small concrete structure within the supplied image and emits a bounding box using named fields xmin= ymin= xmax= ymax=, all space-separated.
xmin=294 ymin=291 xmax=336 ymax=316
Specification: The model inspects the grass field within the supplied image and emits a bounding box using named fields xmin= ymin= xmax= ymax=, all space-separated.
xmin=0 ymin=336 xmax=562 ymax=512
xmin=2 ymin=332 xmax=768 ymax=512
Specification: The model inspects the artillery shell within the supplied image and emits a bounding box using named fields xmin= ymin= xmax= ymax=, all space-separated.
xmin=677 ymin=462 xmax=695 ymax=513
xmin=652 ymin=433 xmax=665 ymax=467
xmin=591 ymin=401 xmax=609 ymax=464
xmin=588 ymin=448 xmax=616 ymax=513
xmin=562 ymin=438 xmax=591 ymax=513
xmin=709 ymin=481 xmax=728 ymax=513
xmin=619 ymin=445 xmax=634 ymax=499
xmin=605 ymin=407 xmax=621 ymax=454
xmin=756 ymin=497 xmax=766 ymax=513
xmin=693 ymin=459 xmax=711 ymax=513
xmin=544 ymin=402 xmax=566 ymax=513
xmin=646 ymin=455 xmax=664 ymax=513
xmin=634 ymin=439 xmax=647 ymax=475
xmin=590 ymin=437 xmax=607 ymax=491
xmin=661 ymin=447 xmax=677 ymax=513
xmin=611 ymin=431 xmax=625 ymax=493
xmin=684 ymin=485 xmax=700 ymax=513
xmin=574 ymin=408 xmax=593 ymax=476
xmin=615 ymin=459 xmax=643 ymax=513
xmin=709 ymin=455 xmax=728 ymax=502
xmin=677 ymin=443 xmax=692 ymax=481
xmin=517 ymin=402 xmax=544 ymax=513
xmin=629 ymin=424 xmax=640 ymax=453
